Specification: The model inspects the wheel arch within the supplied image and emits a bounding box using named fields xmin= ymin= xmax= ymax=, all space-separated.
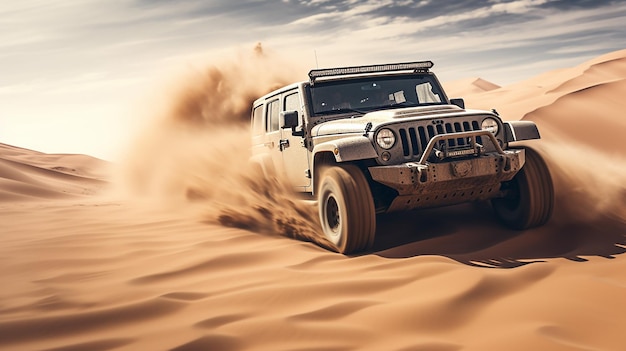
xmin=504 ymin=121 xmax=541 ymax=143
xmin=311 ymin=136 xmax=378 ymax=195
xmin=312 ymin=151 xmax=337 ymax=196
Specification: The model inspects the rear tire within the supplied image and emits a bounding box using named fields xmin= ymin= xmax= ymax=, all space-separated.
xmin=492 ymin=147 xmax=554 ymax=229
xmin=318 ymin=165 xmax=376 ymax=254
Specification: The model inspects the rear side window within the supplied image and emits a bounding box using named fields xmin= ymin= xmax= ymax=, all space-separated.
xmin=252 ymin=105 xmax=264 ymax=136
xmin=266 ymin=99 xmax=280 ymax=132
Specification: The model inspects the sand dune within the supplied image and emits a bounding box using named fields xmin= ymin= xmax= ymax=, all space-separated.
xmin=0 ymin=143 xmax=110 ymax=202
xmin=526 ymin=78 xmax=626 ymax=154
xmin=456 ymin=48 xmax=626 ymax=121
xmin=1 ymin=49 xmax=626 ymax=351
xmin=443 ymin=77 xmax=501 ymax=99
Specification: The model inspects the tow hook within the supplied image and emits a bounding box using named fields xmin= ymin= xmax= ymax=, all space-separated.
xmin=433 ymin=148 xmax=445 ymax=160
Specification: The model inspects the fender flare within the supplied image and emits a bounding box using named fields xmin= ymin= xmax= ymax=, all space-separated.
xmin=504 ymin=121 xmax=541 ymax=142
xmin=312 ymin=135 xmax=378 ymax=163
xmin=310 ymin=136 xmax=378 ymax=195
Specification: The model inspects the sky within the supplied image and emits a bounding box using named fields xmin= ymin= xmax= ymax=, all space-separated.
xmin=1 ymin=0 xmax=625 ymax=161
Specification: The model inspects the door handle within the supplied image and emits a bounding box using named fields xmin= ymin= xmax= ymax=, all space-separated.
xmin=263 ymin=141 xmax=274 ymax=148
xmin=279 ymin=139 xmax=289 ymax=151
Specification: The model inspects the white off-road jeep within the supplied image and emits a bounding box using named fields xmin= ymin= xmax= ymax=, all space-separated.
xmin=250 ymin=61 xmax=553 ymax=254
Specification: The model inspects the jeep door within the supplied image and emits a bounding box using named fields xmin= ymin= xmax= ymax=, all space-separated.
xmin=281 ymin=90 xmax=311 ymax=190
xmin=250 ymin=103 xmax=266 ymax=157
xmin=264 ymin=98 xmax=285 ymax=175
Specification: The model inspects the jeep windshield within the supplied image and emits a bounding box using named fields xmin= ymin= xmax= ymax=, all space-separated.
xmin=309 ymin=74 xmax=446 ymax=117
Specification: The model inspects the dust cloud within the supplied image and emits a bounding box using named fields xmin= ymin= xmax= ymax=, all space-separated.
xmin=536 ymin=140 xmax=626 ymax=224
xmin=119 ymin=44 xmax=332 ymax=250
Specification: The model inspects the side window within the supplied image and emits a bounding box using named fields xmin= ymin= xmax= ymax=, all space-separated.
xmin=252 ymin=105 xmax=263 ymax=136
xmin=284 ymin=92 xmax=300 ymax=112
xmin=266 ymin=99 xmax=280 ymax=132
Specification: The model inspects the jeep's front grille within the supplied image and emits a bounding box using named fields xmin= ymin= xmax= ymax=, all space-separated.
xmin=397 ymin=121 xmax=483 ymax=157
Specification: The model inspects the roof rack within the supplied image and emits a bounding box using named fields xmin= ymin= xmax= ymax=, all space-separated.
xmin=308 ymin=61 xmax=434 ymax=84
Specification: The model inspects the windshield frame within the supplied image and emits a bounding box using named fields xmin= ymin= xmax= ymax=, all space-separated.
xmin=306 ymin=73 xmax=449 ymax=118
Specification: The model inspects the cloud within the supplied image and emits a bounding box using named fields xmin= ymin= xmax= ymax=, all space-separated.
xmin=266 ymin=0 xmax=626 ymax=83
xmin=286 ymin=0 xmax=553 ymax=37
xmin=1 ymin=0 xmax=623 ymax=91
xmin=1 ymin=0 xmax=625 ymax=160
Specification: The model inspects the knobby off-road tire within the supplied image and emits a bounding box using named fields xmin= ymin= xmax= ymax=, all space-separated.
xmin=318 ymin=165 xmax=376 ymax=254
xmin=492 ymin=147 xmax=554 ymax=230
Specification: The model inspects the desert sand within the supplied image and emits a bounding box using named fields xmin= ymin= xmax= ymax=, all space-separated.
xmin=1 ymin=49 xmax=625 ymax=351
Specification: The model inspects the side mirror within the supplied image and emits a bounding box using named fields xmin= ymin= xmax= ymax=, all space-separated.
xmin=280 ymin=110 xmax=299 ymax=129
xmin=450 ymin=98 xmax=465 ymax=109
xmin=280 ymin=110 xmax=305 ymax=137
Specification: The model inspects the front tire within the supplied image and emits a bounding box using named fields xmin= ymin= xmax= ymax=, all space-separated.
xmin=492 ymin=147 xmax=554 ymax=229
xmin=318 ymin=165 xmax=376 ymax=254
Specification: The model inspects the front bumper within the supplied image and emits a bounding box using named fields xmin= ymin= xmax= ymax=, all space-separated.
xmin=369 ymin=134 xmax=524 ymax=212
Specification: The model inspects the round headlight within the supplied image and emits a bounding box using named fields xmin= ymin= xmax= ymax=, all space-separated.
xmin=376 ymin=128 xmax=396 ymax=149
xmin=481 ymin=117 xmax=499 ymax=135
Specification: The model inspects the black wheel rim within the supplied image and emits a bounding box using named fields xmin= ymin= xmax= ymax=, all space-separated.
xmin=325 ymin=195 xmax=340 ymax=232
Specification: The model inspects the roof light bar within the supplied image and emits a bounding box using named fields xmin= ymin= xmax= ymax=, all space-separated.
xmin=309 ymin=61 xmax=434 ymax=83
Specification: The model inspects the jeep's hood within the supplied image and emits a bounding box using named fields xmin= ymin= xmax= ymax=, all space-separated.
xmin=311 ymin=105 xmax=490 ymax=136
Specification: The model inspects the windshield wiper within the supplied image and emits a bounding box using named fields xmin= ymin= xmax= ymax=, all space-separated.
xmin=316 ymin=107 xmax=367 ymax=115
xmin=389 ymin=101 xmax=420 ymax=108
